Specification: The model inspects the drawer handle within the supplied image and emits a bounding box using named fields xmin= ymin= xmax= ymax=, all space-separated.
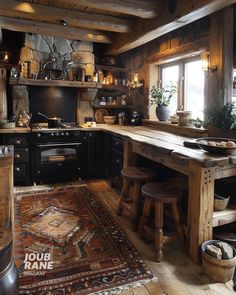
xmin=15 ymin=167 xmax=21 ymax=172
xmin=15 ymin=139 xmax=22 ymax=145
xmin=15 ymin=154 xmax=21 ymax=159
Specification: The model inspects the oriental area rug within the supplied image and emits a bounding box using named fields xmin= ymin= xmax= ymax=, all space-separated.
xmin=14 ymin=185 xmax=154 ymax=295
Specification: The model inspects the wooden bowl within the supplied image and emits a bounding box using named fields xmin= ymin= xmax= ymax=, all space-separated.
xmin=103 ymin=116 xmax=116 ymax=125
xmin=214 ymin=194 xmax=230 ymax=211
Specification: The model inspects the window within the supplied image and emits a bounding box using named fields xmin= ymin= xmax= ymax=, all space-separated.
xmin=233 ymin=69 xmax=236 ymax=104
xmin=158 ymin=57 xmax=205 ymax=120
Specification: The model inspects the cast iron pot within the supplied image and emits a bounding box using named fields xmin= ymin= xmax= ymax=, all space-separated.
xmin=37 ymin=112 xmax=62 ymax=128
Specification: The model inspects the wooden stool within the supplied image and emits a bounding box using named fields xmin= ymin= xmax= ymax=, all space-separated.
xmin=117 ymin=166 xmax=154 ymax=230
xmin=138 ymin=182 xmax=185 ymax=262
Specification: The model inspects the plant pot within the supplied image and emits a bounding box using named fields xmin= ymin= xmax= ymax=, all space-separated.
xmin=156 ymin=105 xmax=170 ymax=121
xmin=176 ymin=111 xmax=191 ymax=126
xmin=201 ymin=240 xmax=236 ymax=282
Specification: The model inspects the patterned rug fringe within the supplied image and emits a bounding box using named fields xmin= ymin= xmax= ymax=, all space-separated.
xmin=90 ymin=277 xmax=158 ymax=295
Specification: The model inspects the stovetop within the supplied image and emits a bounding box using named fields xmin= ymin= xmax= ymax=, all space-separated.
xmin=30 ymin=122 xmax=81 ymax=132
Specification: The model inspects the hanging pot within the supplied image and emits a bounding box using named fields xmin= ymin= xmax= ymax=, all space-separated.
xmin=156 ymin=105 xmax=171 ymax=121
xmin=37 ymin=112 xmax=62 ymax=128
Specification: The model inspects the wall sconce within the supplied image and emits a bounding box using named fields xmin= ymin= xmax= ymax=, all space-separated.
xmin=0 ymin=51 xmax=9 ymax=63
xmin=127 ymin=73 xmax=144 ymax=89
xmin=201 ymin=51 xmax=218 ymax=72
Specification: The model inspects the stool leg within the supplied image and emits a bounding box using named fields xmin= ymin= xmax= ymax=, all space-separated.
xmin=155 ymin=200 xmax=164 ymax=262
xmin=131 ymin=181 xmax=141 ymax=231
xmin=171 ymin=201 xmax=186 ymax=251
xmin=117 ymin=178 xmax=129 ymax=216
xmin=138 ymin=197 xmax=152 ymax=239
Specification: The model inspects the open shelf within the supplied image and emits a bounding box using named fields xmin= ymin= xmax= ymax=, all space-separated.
xmin=99 ymin=84 xmax=128 ymax=91
xmin=93 ymin=105 xmax=133 ymax=109
xmin=96 ymin=65 xmax=127 ymax=72
xmin=213 ymin=204 xmax=236 ymax=227
xmin=9 ymin=77 xmax=98 ymax=88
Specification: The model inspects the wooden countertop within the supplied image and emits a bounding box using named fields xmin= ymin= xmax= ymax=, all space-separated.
xmin=99 ymin=125 xmax=235 ymax=168
xmin=0 ymin=124 xmax=235 ymax=168
xmin=0 ymin=127 xmax=31 ymax=133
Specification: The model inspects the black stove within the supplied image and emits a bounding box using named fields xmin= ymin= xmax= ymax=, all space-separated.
xmin=30 ymin=124 xmax=83 ymax=184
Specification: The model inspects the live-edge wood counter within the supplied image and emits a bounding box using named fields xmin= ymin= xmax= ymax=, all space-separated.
xmin=98 ymin=124 xmax=236 ymax=264
xmin=1 ymin=124 xmax=236 ymax=263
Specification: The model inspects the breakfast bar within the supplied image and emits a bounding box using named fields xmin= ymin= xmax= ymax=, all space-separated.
xmin=100 ymin=125 xmax=236 ymax=263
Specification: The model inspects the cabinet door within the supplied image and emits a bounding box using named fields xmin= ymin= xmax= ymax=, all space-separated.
xmin=1 ymin=134 xmax=30 ymax=184
xmin=82 ymin=131 xmax=102 ymax=179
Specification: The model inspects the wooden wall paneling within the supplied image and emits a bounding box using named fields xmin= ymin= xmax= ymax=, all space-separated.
xmin=222 ymin=6 xmax=234 ymax=102
xmin=206 ymin=6 xmax=234 ymax=111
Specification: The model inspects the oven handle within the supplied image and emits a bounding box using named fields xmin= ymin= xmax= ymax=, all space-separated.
xmin=37 ymin=143 xmax=82 ymax=148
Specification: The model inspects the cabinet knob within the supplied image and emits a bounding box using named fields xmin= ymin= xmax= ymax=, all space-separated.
xmin=15 ymin=167 xmax=21 ymax=172
xmin=116 ymin=158 xmax=120 ymax=163
xmin=15 ymin=153 xmax=21 ymax=159
xmin=15 ymin=139 xmax=21 ymax=144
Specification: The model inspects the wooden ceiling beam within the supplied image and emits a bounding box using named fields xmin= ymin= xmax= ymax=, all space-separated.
xmin=106 ymin=0 xmax=236 ymax=55
xmin=0 ymin=16 xmax=111 ymax=43
xmin=0 ymin=0 xmax=131 ymax=33
xmin=65 ymin=0 xmax=159 ymax=18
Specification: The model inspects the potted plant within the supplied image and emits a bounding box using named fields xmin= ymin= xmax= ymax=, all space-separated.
xmin=149 ymin=84 xmax=177 ymax=121
xmin=206 ymin=91 xmax=236 ymax=138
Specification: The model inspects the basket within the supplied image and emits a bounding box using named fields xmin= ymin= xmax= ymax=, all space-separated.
xmin=201 ymin=240 xmax=236 ymax=282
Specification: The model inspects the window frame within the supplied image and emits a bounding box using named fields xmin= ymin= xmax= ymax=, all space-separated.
xmin=158 ymin=55 xmax=205 ymax=116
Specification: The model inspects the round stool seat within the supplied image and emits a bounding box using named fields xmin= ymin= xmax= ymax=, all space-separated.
xmin=141 ymin=182 xmax=182 ymax=202
xmin=121 ymin=166 xmax=154 ymax=182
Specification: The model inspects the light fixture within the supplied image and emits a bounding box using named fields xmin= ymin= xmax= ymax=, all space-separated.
xmin=0 ymin=51 xmax=9 ymax=63
xmin=201 ymin=51 xmax=218 ymax=72
xmin=60 ymin=20 xmax=68 ymax=26
xmin=127 ymin=73 xmax=144 ymax=89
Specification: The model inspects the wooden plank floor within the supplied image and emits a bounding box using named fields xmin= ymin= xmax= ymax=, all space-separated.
xmin=15 ymin=180 xmax=235 ymax=295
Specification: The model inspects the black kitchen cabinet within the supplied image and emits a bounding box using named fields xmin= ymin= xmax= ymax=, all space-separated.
xmin=81 ymin=131 xmax=104 ymax=179
xmin=109 ymin=135 xmax=124 ymax=189
xmin=1 ymin=133 xmax=31 ymax=184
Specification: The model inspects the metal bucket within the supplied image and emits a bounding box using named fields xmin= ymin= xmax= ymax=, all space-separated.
xmin=0 ymin=146 xmax=19 ymax=294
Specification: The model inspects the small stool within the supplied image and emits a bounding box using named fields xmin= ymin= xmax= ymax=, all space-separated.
xmin=117 ymin=166 xmax=154 ymax=230
xmin=138 ymin=182 xmax=185 ymax=262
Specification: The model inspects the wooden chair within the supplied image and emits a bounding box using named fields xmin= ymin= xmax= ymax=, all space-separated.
xmin=117 ymin=166 xmax=155 ymax=230
xmin=138 ymin=182 xmax=185 ymax=262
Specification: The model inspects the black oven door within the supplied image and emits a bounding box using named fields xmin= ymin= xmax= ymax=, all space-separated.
xmin=32 ymin=142 xmax=82 ymax=183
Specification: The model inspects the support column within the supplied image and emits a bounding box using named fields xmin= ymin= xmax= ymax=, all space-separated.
xmin=187 ymin=161 xmax=215 ymax=263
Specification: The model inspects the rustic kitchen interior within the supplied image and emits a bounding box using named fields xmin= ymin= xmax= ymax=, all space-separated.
xmin=0 ymin=0 xmax=236 ymax=294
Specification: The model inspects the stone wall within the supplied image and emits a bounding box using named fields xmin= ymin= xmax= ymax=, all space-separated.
xmin=12 ymin=33 xmax=96 ymax=123
xmin=19 ymin=33 xmax=94 ymax=78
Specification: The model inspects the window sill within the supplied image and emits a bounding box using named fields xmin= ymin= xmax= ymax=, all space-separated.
xmin=142 ymin=119 xmax=208 ymax=138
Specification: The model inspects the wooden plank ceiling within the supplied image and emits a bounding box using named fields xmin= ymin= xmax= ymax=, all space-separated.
xmin=0 ymin=0 xmax=235 ymax=55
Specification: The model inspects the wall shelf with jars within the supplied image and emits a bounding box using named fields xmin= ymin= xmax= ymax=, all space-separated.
xmin=93 ymin=64 xmax=131 ymax=111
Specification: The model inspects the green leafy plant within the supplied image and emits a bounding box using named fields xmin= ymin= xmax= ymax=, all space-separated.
xmin=148 ymin=84 xmax=177 ymax=107
xmin=206 ymin=91 xmax=236 ymax=130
